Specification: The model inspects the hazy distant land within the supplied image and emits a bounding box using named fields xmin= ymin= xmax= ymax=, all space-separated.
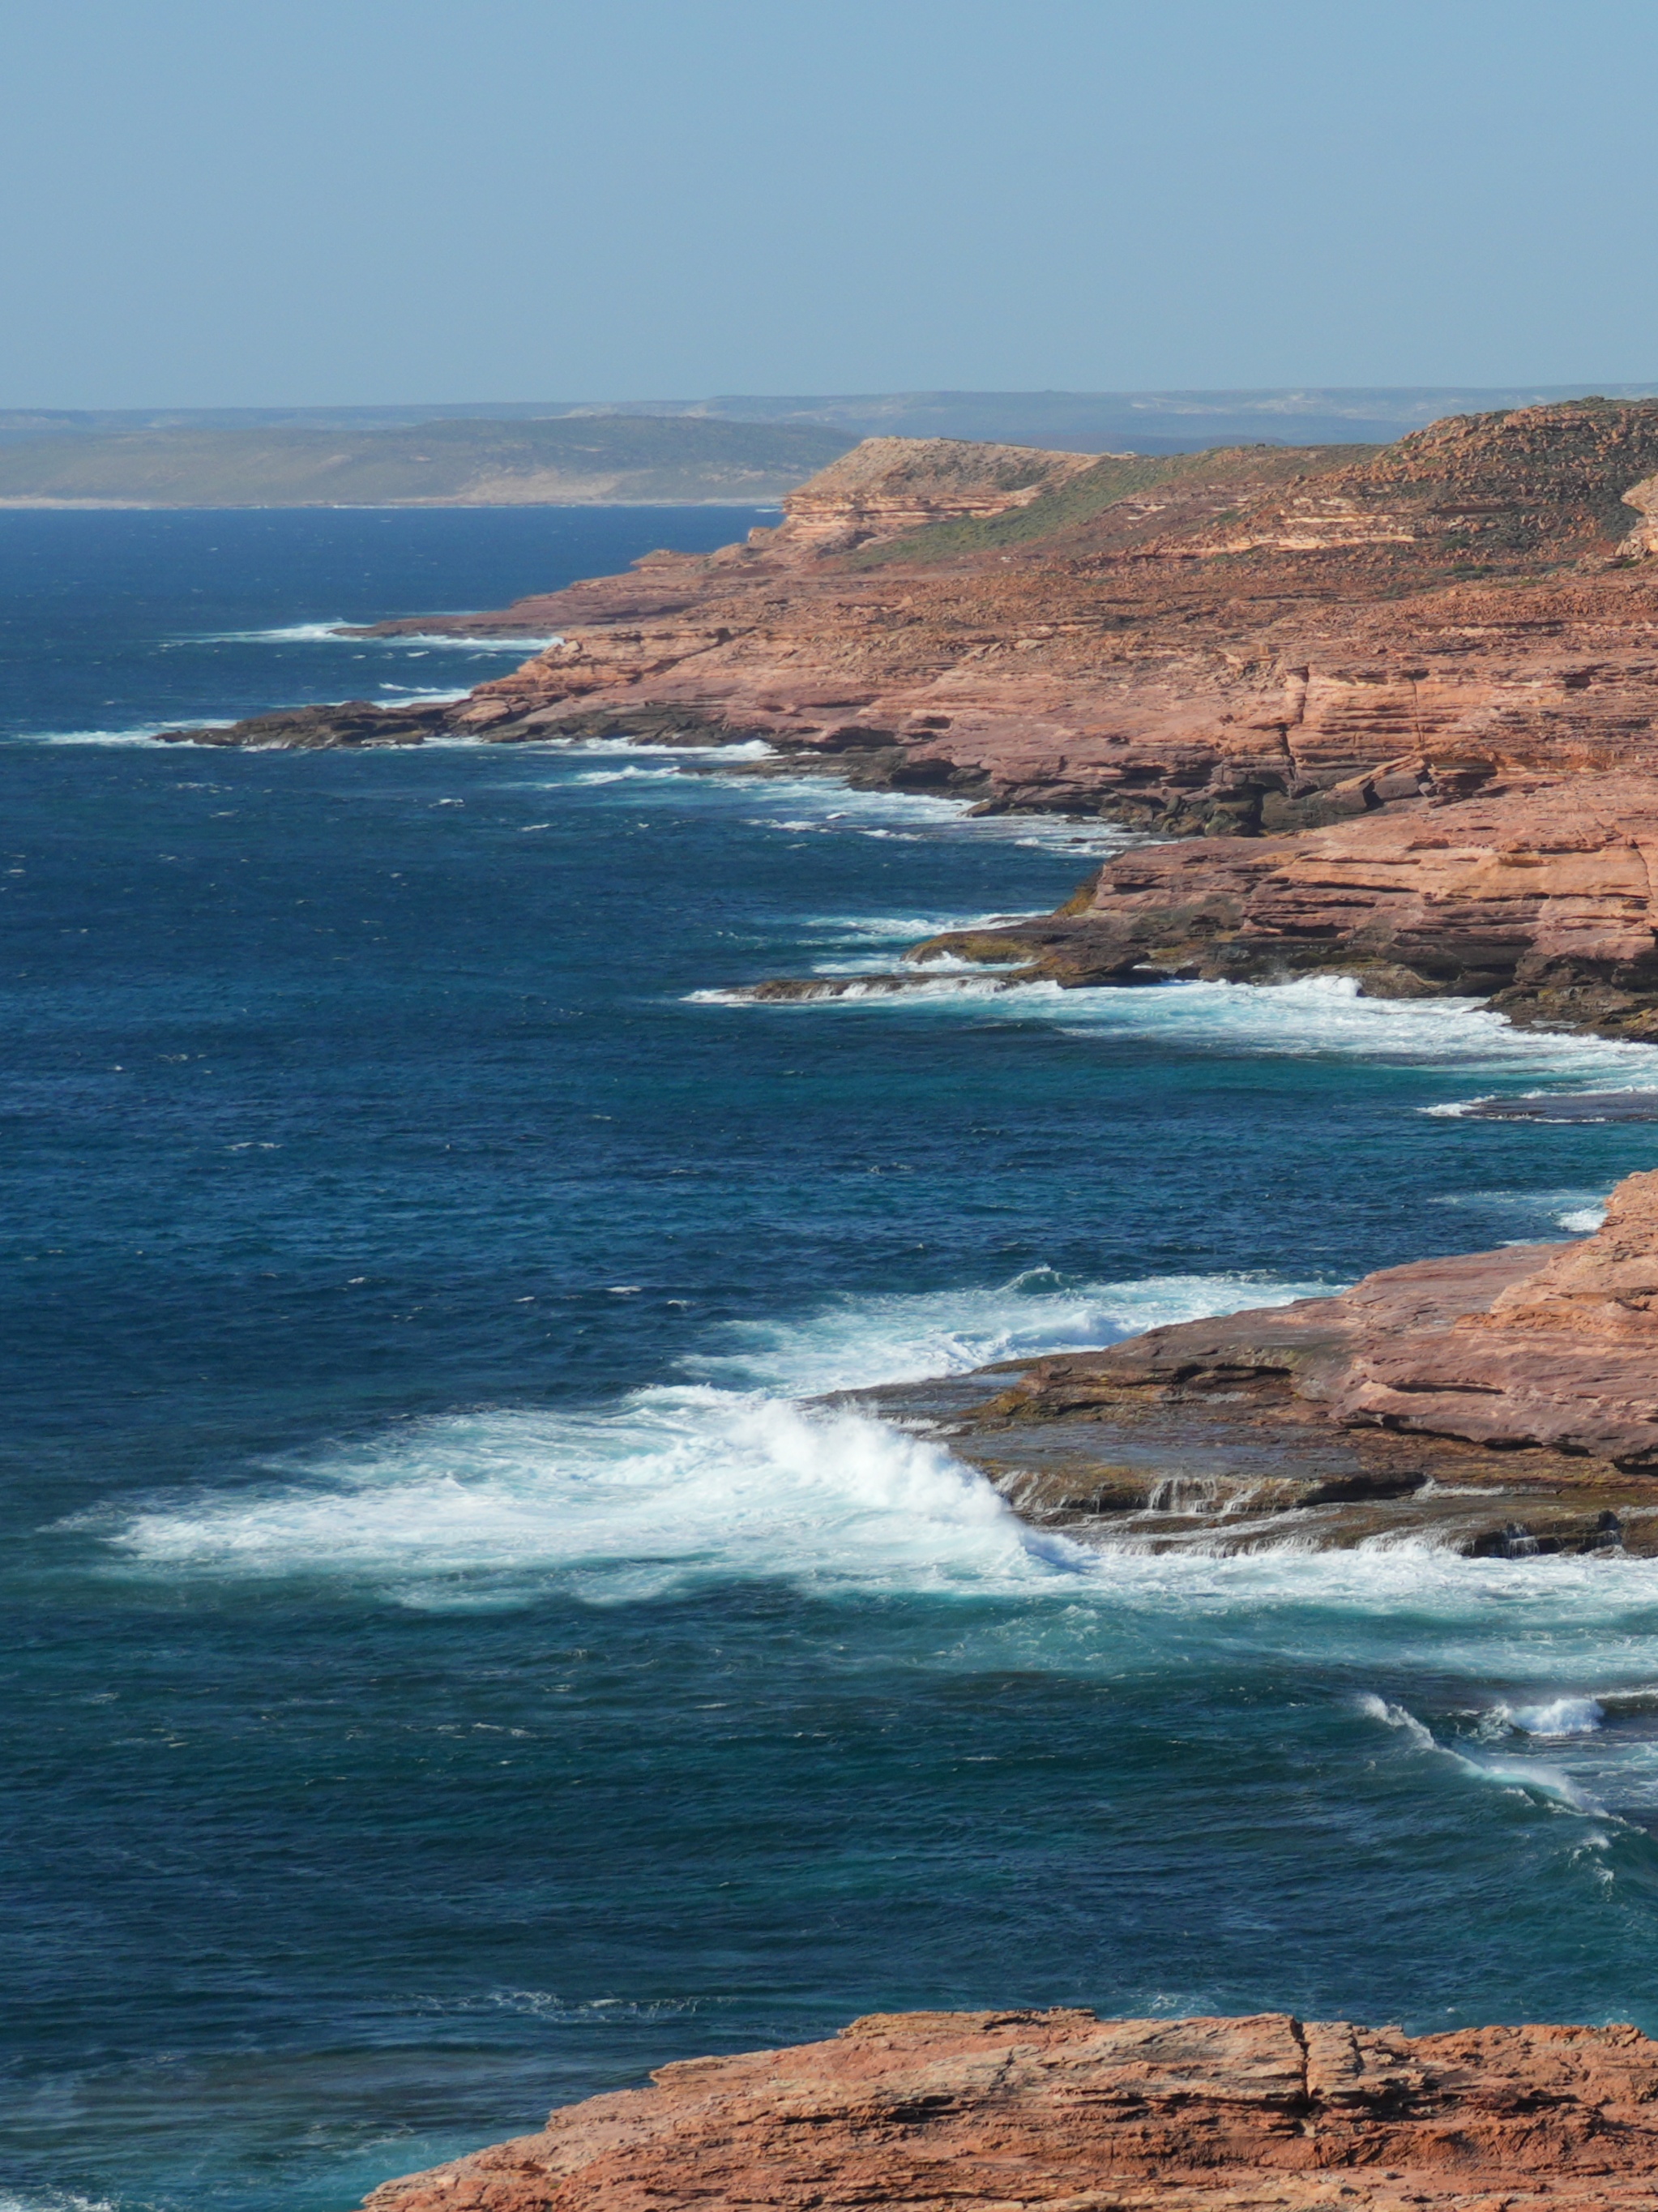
xmin=5 ymin=386 xmax=1658 ymax=505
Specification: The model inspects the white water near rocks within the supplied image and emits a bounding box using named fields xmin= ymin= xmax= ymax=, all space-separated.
xmin=105 ymin=1269 xmax=1329 ymax=1598
xmin=19 ymin=509 xmax=1658 ymax=2212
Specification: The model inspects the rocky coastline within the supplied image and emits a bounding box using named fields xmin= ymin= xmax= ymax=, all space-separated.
xmin=157 ymin=400 xmax=1658 ymax=1036
xmin=151 ymin=413 xmax=1658 ymax=1550
xmin=148 ymin=405 xmax=1658 ymax=2206
xmin=152 ymin=403 xmax=1658 ymax=1555
xmin=363 ymin=2005 xmax=1658 ymax=2210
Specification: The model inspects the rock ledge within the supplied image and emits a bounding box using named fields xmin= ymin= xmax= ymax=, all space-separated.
xmin=363 ymin=2006 xmax=1658 ymax=2210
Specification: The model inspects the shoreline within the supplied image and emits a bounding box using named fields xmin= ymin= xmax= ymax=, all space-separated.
xmin=119 ymin=425 xmax=1658 ymax=1545
xmin=31 ymin=425 xmax=1658 ymax=2212
xmin=831 ymin=1166 xmax=1658 ymax=1563
xmin=139 ymin=403 xmax=1658 ymax=1042
xmin=122 ymin=439 xmax=1658 ymax=1556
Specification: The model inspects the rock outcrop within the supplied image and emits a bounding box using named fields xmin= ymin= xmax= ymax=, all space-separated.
xmin=750 ymin=434 xmax=1103 ymax=552
xmin=1191 ymin=396 xmax=1658 ymax=559
xmin=363 ymin=2006 xmax=1658 ymax=2211
xmin=152 ymin=403 xmax=1658 ymax=1032
xmin=164 ymin=406 xmax=1658 ymax=830
xmin=854 ymin=1173 xmax=1658 ymax=1555
xmin=902 ymin=768 xmax=1658 ymax=1035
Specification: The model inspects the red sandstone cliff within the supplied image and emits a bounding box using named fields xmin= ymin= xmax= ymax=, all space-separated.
xmin=897 ymin=768 xmax=1658 ymax=1033
xmin=157 ymin=404 xmax=1658 ymax=1032
xmin=751 ymin=434 xmax=1102 ymax=551
xmin=405 ymin=401 xmax=1658 ymax=848
xmin=1005 ymin=1169 xmax=1658 ymax=1470
xmin=361 ymin=2006 xmax=1658 ymax=2211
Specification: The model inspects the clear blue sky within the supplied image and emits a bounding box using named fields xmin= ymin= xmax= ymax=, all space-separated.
xmin=5 ymin=0 xmax=1655 ymax=408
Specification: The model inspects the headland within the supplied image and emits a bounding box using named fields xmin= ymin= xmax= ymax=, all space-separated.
xmin=160 ymin=399 xmax=1658 ymax=1033
xmin=138 ymin=405 xmax=1658 ymax=2206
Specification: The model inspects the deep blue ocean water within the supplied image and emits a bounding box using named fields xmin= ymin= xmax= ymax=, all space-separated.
xmin=9 ymin=508 xmax=1658 ymax=2212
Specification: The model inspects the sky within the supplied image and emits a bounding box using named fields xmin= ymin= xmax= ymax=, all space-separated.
xmin=4 ymin=0 xmax=1656 ymax=409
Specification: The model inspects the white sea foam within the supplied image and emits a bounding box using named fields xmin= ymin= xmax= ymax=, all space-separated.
xmin=0 ymin=2199 xmax=115 ymax=2212
xmin=1560 ymin=1204 xmax=1612 ymax=1232
xmin=1461 ymin=1752 xmax=1606 ymax=1815
xmin=1426 ymin=1083 xmax=1658 ymax=1119
xmin=702 ymin=967 xmax=1658 ymax=1080
xmin=1505 ymin=1696 xmax=1606 ymax=1736
xmin=109 ymin=1387 xmax=1074 ymax=1602
xmin=686 ymin=973 xmax=1010 ymax=1007
xmin=573 ymin=764 xmax=691 ymax=785
xmin=103 ymin=1435 xmax=1658 ymax=1628
xmin=810 ymin=953 xmax=1026 ymax=977
xmin=1358 ymin=1692 xmax=1611 ymax=1816
xmin=417 ymin=1987 xmax=713 ymax=2024
xmin=737 ymin=779 xmax=1134 ymax=854
xmin=1047 ymin=978 xmax=1658 ymax=1076
xmin=96 ymin=1269 xmax=1323 ymax=1602
xmin=85 ymin=1247 xmax=1658 ymax=1613
xmin=800 ymin=909 xmax=1039 ymax=943
xmin=0 ymin=2195 xmax=117 ymax=2212
xmin=688 ymin=1267 xmax=1335 ymax=1397
xmin=1429 ymin=1188 xmax=1614 ymax=1239
xmin=38 ymin=722 xmax=227 ymax=746
xmin=1356 ymin=1691 xmax=1438 ymax=1751
xmin=197 ymin=621 xmax=561 ymax=651
xmin=502 ymin=737 xmax=775 ymax=768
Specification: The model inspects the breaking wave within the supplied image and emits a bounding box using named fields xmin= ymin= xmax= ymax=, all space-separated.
xmin=1503 ymin=1696 xmax=1605 ymax=1736
xmin=84 ymin=1264 xmax=1658 ymax=1653
xmin=93 ymin=1268 xmax=1328 ymax=1603
xmin=197 ymin=621 xmax=561 ymax=650
xmin=704 ymin=967 xmax=1658 ymax=1080
xmin=37 ymin=723 xmax=224 ymax=746
xmin=686 ymin=1267 xmax=1335 ymax=1397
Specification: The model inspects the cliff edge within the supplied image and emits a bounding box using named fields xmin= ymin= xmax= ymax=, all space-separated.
xmin=154 ymin=405 xmax=1658 ymax=1037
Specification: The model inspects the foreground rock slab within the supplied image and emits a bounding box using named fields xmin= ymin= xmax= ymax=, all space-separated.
xmin=364 ymin=2006 xmax=1658 ymax=2211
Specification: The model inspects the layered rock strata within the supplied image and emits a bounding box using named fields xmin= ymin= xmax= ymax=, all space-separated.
xmin=891 ymin=768 xmax=1658 ymax=1036
xmin=854 ymin=1172 xmax=1658 ymax=1555
xmin=151 ymin=405 xmax=1658 ymax=1032
xmin=363 ymin=2005 xmax=1658 ymax=2211
xmin=747 ymin=434 xmax=1103 ymax=551
xmin=159 ymin=405 xmax=1658 ymax=843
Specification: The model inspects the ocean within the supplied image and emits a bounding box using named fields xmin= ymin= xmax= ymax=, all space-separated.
xmin=6 ymin=507 xmax=1658 ymax=2212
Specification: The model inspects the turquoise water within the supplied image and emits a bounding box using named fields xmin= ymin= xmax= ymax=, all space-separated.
xmin=7 ymin=509 xmax=1658 ymax=2212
